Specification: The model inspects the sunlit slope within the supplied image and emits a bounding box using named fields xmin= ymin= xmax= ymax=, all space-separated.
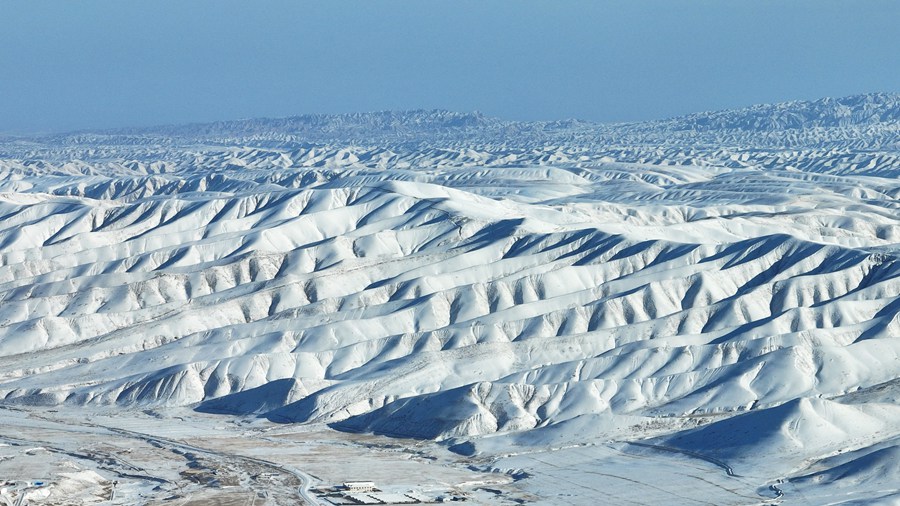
xmin=0 ymin=167 xmax=896 ymax=439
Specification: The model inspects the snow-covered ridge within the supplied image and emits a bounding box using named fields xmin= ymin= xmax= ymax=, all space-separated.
xmin=0 ymin=93 xmax=898 ymax=501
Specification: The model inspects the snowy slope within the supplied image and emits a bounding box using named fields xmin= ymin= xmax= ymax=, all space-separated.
xmin=0 ymin=93 xmax=898 ymax=501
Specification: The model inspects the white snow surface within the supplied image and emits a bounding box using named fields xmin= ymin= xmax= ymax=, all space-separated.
xmin=0 ymin=93 xmax=899 ymax=503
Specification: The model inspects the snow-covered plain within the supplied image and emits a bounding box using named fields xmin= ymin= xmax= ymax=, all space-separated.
xmin=0 ymin=93 xmax=898 ymax=504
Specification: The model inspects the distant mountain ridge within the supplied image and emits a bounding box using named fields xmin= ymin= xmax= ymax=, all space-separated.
xmin=90 ymin=92 xmax=900 ymax=140
xmin=1 ymin=92 xmax=896 ymax=180
xmin=108 ymin=109 xmax=503 ymax=140
xmin=2 ymin=93 xmax=899 ymax=181
xmin=645 ymin=92 xmax=900 ymax=132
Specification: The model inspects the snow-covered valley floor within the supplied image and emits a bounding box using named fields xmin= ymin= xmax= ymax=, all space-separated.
xmin=0 ymin=405 xmax=770 ymax=506
xmin=1 ymin=94 xmax=899 ymax=504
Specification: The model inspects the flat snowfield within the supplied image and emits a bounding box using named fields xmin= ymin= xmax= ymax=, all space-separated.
xmin=0 ymin=94 xmax=899 ymax=504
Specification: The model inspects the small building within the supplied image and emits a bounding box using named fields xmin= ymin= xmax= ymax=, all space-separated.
xmin=342 ymin=481 xmax=377 ymax=493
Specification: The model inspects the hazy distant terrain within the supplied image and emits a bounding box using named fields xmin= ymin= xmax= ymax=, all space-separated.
xmin=0 ymin=94 xmax=898 ymax=505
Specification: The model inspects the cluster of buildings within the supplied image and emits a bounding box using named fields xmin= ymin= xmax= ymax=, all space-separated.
xmin=315 ymin=481 xmax=462 ymax=505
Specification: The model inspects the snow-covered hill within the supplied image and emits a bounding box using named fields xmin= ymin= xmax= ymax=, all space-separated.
xmin=1 ymin=93 xmax=898 ymax=503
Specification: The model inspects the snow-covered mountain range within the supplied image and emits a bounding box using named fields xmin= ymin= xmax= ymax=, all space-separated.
xmin=1 ymin=93 xmax=898 ymax=503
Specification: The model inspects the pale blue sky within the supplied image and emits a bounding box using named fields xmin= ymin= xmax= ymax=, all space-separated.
xmin=2 ymin=1 xmax=899 ymax=133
